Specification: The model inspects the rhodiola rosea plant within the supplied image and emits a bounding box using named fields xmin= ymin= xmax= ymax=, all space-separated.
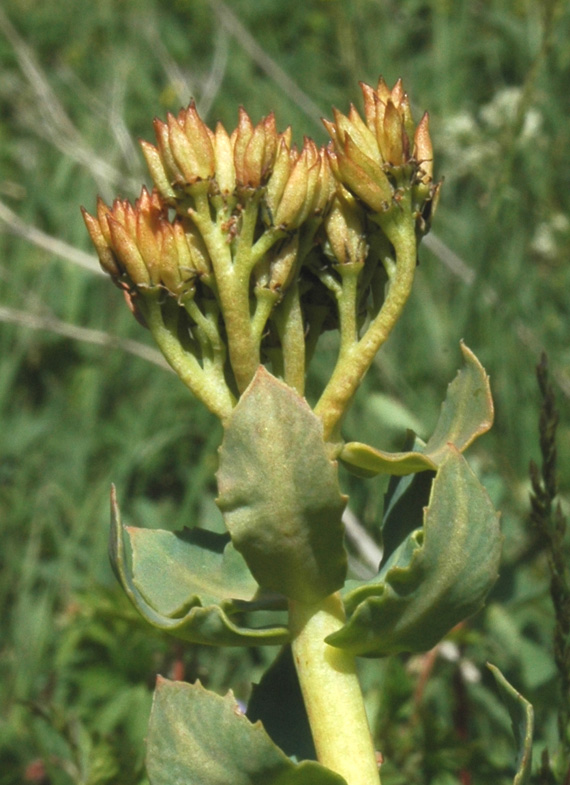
xmin=82 ymin=77 xmax=532 ymax=784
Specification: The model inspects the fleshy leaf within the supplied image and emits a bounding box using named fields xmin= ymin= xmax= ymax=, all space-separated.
xmin=109 ymin=486 xmax=289 ymax=646
xmin=327 ymin=448 xmax=502 ymax=656
xmin=128 ymin=526 xmax=261 ymax=614
xmin=339 ymin=342 xmax=493 ymax=477
xmin=339 ymin=442 xmax=437 ymax=478
xmin=146 ymin=678 xmax=348 ymax=785
xmin=488 ymin=664 xmax=534 ymax=785
xmin=217 ymin=367 xmax=347 ymax=604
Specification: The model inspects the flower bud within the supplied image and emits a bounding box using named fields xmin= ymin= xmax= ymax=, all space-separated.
xmin=140 ymin=140 xmax=177 ymax=200
xmin=266 ymin=140 xmax=334 ymax=230
xmin=81 ymin=202 xmax=120 ymax=277
xmin=323 ymin=77 xmax=437 ymax=222
xmin=212 ymin=121 xmax=237 ymax=195
xmin=413 ymin=112 xmax=433 ymax=184
xmin=167 ymin=113 xmax=212 ymax=185
xmin=256 ymin=233 xmax=300 ymax=294
xmin=153 ymin=117 xmax=184 ymax=187
xmin=323 ymin=189 xmax=367 ymax=266
xmin=310 ymin=148 xmax=335 ymax=216
xmin=157 ymin=222 xmax=186 ymax=296
xmin=233 ymin=109 xmax=284 ymax=189
xmin=265 ymin=137 xmax=296 ymax=219
xmin=181 ymin=102 xmax=216 ymax=176
xmin=327 ymin=146 xmax=390 ymax=214
xmin=107 ymin=214 xmax=150 ymax=287
xmin=272 ymin=140 xmax=312 ymax=228
xmin=181 ymin=220 xmax=213 ymax=283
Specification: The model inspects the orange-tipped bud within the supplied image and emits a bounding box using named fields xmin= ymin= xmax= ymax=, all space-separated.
xmin=327 ymin=147 xmax=390 ymax=214
xmin=413 ymin=112 xmax=433 ymax=183
xmin=324 ymin=189 xmax=367 ymax=266
xmin=273 ymin=142 xmax=311 ymax=228
xmin=167 ymin=114 xmax=210 ymax=185
xmin=233 ymin=109 xmax=283 ymax=188
xmin=324 ymin=77 xmax=436 ymax=217
xmin=107 ymin=215 xmax=150 ymax=286
xmin=181 ymin=221 xmax=213 ymax=282
xmin=140 ymin=140 xmax=177 ymax=200
xmin=135 ymin=187 xmax=165 ymax=285
xmin=181 ymin=102 xmax=216 ymax=176
xmin=153 ymin=117 xmax=183 ymax=186
xmin=266 ymin=139 xmax=333 ymax=229
xmin=268 ymin=233 xmax=299 ymax=292
xmin=381 ymin=100 xmax=405 ymax=165
xmin=212 ymin=122 xmax=237 ymax=195
xmin=265 ymin=138 xmax=296 ymax=218
xmin=157 ymin=222 xmax=185 ymax=296
xmin=233 ymin=108 xmax=255 ymax=187
xmin=81 ymin=205 xmax=120 ymax=277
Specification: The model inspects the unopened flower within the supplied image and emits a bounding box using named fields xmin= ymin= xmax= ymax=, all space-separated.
xmin=265 ymin=139 xmax=333 ymax=230
xmin=81 ymin=187 xmax=208 ymax=301
xmin=323 ymin=188 xmax=367 ymax=267
xmin=211 ymin=121 xmax=237 ymax=196
xmin=140 ymin=102 xmax=216 ymax=200
xmin=255 ymin=233 xmax=300 ymax=294
xmin=324 ymin=77 xmax=435 ymax=216
xmin=233 ymin=109 xmax=287 ymax=189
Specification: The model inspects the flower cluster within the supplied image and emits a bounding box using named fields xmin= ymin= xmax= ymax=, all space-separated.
xmin=82 ymin=78 xmax=439 ymax=419
xmin=324 ymin=77 xmax=438 ymax=229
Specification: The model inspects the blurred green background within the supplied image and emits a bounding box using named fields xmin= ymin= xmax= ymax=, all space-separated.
xmin=0 ymin=0 xmax=569 ymax=782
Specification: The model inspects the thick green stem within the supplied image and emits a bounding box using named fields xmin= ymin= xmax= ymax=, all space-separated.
xmin=274 ymin=283 xmax=305 ymax=396
xmin=289 ymin=593 xmax=381 ymax=785
xmin=192 ymin=193 xmax=259 ymax=392
xmin=336 ymin=261 xmax=364 ymax=360
xmin=314 ymin=204 xmax=417 ymax=440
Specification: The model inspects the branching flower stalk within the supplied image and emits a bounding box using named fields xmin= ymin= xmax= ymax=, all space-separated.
xmin=83 ymin=78 xmax=505 ymax=785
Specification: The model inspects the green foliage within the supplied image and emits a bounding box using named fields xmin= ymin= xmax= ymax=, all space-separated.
xmin=110 ymin=490 xmax=289 ymax=646
xmin=330 ymin=449 xmax=501 ymax=656
xmin=217 ymin=368 xmax=347 ymax=603
xmin=146 ymin=678 xmax=347 ymax=785
xmin=340 ymin=342 xmax=493 ymax=476
xmin=1 ymin=0 xmax=570 ymax=782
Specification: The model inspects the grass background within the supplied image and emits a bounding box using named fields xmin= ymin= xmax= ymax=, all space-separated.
xmin=0 ymin=0 xmax=569 ymax=782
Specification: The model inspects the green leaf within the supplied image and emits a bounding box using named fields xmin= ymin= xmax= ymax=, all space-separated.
xmin=109 ymin=487 xmax=289 ymax=647
xmin=247 ymin=645 xmax=315 ymax=762
xmin=327 ymin=448 xmax=502 ymax=656
xmin=339 ymin=442 xmax=437 ymax=478
xmin=487 ymin=664 xmax=534 ymax=785
xmin=146 ymin=678 xmax=348 ymax=785
xmin=128 ymin=526 xmax=264 ymax=614
xmin=339 ymin=343 xmax=493 ymax=477
xmin=217 ymin=367 xmax=347 ymax=604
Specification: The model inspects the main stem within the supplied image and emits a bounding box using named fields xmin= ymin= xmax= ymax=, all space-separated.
xmin=289 ymin=593 xmax=381 ymax=785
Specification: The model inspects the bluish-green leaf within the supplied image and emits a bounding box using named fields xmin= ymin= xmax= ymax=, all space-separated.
xmin=339 ymin=343 xmax=493 ymax=477
xmin=327 ymin=449 xmax=502 ymax=656
xmin=109 ymin=487 xmax=289 ymax=647
xmin=146 ymin=678 xmax=347 ymax=785
xmin=217 ymin=367 xmax=347 ymax=604
xmin=488 ymin=664 xmax=534 ymax=785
